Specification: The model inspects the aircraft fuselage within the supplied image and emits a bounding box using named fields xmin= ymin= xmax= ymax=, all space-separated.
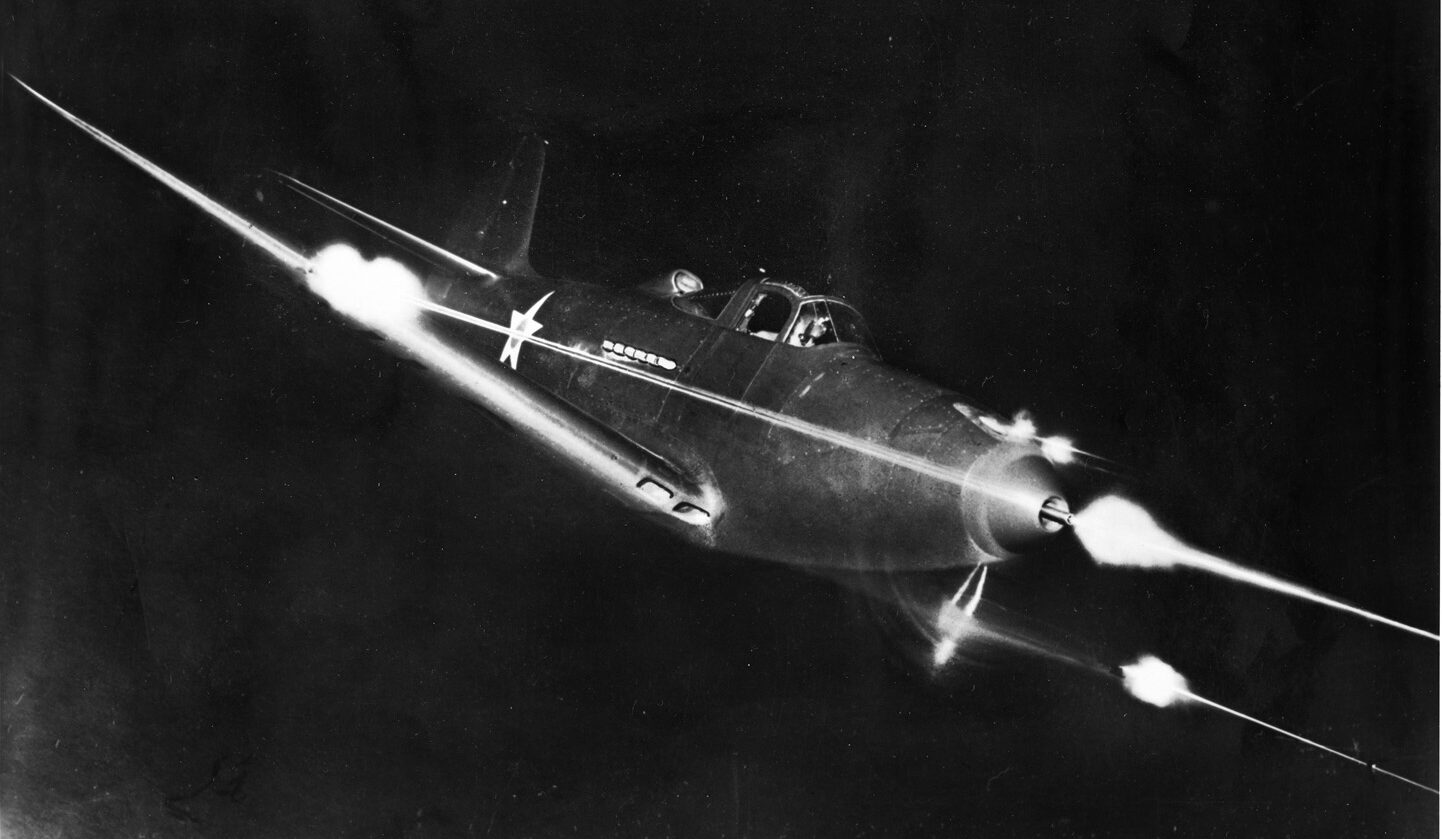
xmin=11 ymin=76 xmax=1070 ymax=573
xmin=428 ymin=272 xmax=1067 ymax=570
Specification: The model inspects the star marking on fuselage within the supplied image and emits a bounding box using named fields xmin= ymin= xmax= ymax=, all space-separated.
xmin=499 ymin=291 xmax=555 ymax=370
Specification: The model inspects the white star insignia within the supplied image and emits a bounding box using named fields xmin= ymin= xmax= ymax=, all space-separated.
xmin=499 ymin=291 xmax=554 ymax=369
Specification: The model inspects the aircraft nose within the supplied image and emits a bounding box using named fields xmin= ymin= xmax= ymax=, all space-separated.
xmin=961 ymin=446 xmax=1071 ymax=558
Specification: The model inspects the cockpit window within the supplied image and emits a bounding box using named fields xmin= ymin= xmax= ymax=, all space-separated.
xmin=740 ymin=292 xmax=793 ymax=341
xmin=826 ymin=301 xmax=875 ymax=348
xmin=785 ymin=299 xmax=876 ymax=350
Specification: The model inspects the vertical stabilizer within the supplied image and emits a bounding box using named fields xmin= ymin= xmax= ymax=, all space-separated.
xmin=450 ymin=135 xmax=546 ymax=277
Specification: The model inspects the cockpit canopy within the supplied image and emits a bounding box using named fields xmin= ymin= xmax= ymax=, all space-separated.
xmin=673 ymin=278 xmax=877 ymax=353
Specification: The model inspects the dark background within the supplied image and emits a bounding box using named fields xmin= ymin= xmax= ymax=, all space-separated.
xmin=1 ymin=1 xmax=1436 ymax=836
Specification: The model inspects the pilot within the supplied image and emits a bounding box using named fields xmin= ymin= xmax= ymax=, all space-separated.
xmin=790 ymin=311 xmax=833 ymax=347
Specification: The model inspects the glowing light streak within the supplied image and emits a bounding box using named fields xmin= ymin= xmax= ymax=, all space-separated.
xmin=963 ymin=566 xmax=988 ymax=618
xmin=14 ymin=77 xmax=314 ymax=277
xmin=1075 ymin=497 xmax=1439 ymax=642
xmin=1180 ymin=691 xmax=1438 ymax=795
xmin=1118 ymin=656 xmax=1437 ymax=795
xmin=937 ymin=618 xmax=1101 ymax=672
xmin=933 ymin=566 xmax=990 ymax=667
xmin=948 ymin=565 xmax=982 ymax=607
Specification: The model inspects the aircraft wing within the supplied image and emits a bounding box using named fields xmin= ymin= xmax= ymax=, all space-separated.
xmin=14 ymin=77 xmax=721 ymax=536
xmin=383 ymin=316 xmax=722 ymax=532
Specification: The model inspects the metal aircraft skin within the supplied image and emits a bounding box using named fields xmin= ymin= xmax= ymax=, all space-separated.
xmin=17 ymin=80 xmax=1072 ymax=573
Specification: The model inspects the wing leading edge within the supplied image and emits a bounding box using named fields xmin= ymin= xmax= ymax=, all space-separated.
xmin=14 ymin=78 xmax=719 ymax=534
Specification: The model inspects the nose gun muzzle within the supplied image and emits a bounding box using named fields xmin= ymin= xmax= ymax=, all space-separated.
xmin=961 ymin=446 xmax=1072 ymax=559
xmin=1039 ymin=496 xmax=1075 ymax=530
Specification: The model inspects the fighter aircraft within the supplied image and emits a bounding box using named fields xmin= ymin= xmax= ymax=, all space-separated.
xmin=14 ymin=77 xmax=1075 ymax=580
xmin=18 ymin=81 xmax=1439 ymax=795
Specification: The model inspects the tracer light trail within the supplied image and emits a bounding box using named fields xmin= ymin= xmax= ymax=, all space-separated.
xmin=1075 ymin=497 xmax=1438 ymax=642
xmin=932 ymin=566 xmax=988 ymax=666
xmin=1119 ymin=656 xmax=1437 ymax=795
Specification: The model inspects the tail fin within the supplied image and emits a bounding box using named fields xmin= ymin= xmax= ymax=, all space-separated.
xmin=450 ymin=135 xmax=546 ymax=277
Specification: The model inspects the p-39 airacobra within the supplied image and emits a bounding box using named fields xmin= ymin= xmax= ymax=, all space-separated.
xmin=18 ymin=77 xmax=1441 ymax=800
xmin=18 ymin=78 xmax=1076 ymax=588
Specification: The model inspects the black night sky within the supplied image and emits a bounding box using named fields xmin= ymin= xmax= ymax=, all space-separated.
xmin=1 ymin=1 xmax=1437 ymax=836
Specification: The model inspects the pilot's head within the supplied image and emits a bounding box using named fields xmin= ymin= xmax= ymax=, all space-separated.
xmin=798 ymin=314 xmax=831 ymax=346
